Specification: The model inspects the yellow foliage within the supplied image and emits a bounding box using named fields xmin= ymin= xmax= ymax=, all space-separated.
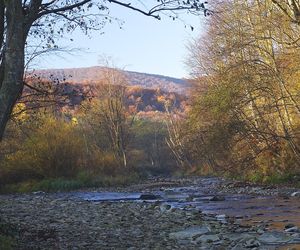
xmin=71 ymin=117 xmax=78 ymax=125
xmin=12 ymin=103 xmax=28 ymax=123
xmin=1 ymin=116 xmax=85 ymax=183
xmin=157 ymin=95 xmax=166 ymax=103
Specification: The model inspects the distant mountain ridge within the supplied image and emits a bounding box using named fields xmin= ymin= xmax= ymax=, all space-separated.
xmin=33 ymin=66 xmax=191 ymax=94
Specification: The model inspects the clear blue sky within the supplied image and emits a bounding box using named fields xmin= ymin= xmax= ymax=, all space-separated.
xmin=34 ymin=4 xmax=205 ymax=78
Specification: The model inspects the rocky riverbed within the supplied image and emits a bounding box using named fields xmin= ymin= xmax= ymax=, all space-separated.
xmin=0 ymin=177 xmax=300 ymax=249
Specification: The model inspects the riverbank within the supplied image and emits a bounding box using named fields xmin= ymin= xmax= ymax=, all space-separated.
xmin=0 ymin=177 xmax=299 ymax=249
xmin=119 ymin=176 xmax=300 ymax=197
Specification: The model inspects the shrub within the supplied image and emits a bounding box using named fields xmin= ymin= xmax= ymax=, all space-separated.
xmin=0 ymin=116 xmax=85 ymax=185
xmin=84 ymin=149 xmax=121 ymax=176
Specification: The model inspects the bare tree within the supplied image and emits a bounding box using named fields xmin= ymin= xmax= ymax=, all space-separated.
xmin=186 ymin=0 xmax=300 ymax=175
xmin=165 ymin=101 xmax=192 ymax=169
xmin=271 ymin=0 xmax=300 ymax=24
xmin=82 ymin=67 xmax=134 ymax=168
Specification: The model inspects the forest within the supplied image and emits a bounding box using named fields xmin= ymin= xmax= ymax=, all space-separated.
xmin=0 ymin=68 xmax=185 ymax=192
xmin=185 ymin=0 xmax=300 ymax=183
xmin=0 ymin=0 xmax=300 ymax=193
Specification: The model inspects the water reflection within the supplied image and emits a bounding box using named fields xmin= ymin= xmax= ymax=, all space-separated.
xmin=67 ymin=182 xmax=300 ymax=230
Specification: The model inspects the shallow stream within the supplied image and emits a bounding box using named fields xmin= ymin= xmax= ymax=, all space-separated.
xmin=62 ymin=178 xmax=300 ymax=231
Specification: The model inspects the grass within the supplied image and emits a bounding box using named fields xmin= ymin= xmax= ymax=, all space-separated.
xmin=188 ymin=165 xmax=300 ymax=188
xmin=263 ymin=173 xmax=300 ymax=186
xmin=240 ymin=171 xmax=300 ymax=187
xmin=0 ymin=172 xmax=141 ymax=194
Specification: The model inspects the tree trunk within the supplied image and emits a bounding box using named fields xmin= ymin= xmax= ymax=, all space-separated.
xmin=0 ymin=1 xmax=28 ymax=140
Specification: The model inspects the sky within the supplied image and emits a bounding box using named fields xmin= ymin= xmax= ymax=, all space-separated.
xmin=34 ymin=3 xmax=206 ymax=78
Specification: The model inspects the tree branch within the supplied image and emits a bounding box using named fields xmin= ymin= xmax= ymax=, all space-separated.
xmin=107 ymin=0 xmax=206 ymax=19
xmin=271 ymin=0 xmax=296 ymax=23
xmin=108 ymin=0 xmax=160 ymax=19
xmin=38 ymin=0 xmax=91 ymax=18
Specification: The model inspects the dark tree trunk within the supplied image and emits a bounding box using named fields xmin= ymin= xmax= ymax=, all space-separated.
xmin=0 ymin=1 xmax=29 ymax=140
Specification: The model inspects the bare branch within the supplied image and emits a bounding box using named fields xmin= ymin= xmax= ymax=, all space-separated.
xmin=38 ymin=0 xmax=91 ymax=18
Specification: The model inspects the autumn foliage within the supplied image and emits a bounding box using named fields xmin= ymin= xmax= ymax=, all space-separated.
xmin=183 ymin=0 xmax=300 ymax=182
xmin=0 ymin=69 xmax=180 ymax=192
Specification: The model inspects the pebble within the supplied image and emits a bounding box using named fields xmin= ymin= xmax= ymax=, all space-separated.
xmin=244 ymin=238 xmax=261 ymax=248
xmin=216 ymin=214 xmax=227 ymax=220
xmin=160 ymin=204 xmax=172 ymax=212
xmin=285 ymin=223 xmax=296 ymax=229
xmin=291 ymin=191 xmax=300 ymax=197
xmin=285 ymin=226 xmax=299 ymax=233
xmin=209 ymin=195 xmax=226 ymax=201
xmin=0 ymin=177 xmax=299 ymax=249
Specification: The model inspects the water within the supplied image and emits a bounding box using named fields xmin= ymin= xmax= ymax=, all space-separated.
xmin=65 ymin=178 xmax=300 ymax=230
xmin=75 ymin=192 xmax=141 ymax=201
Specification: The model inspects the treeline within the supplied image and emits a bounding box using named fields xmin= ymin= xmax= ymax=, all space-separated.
xmin=0 ymin=69 xmax=179 ymax=192
xmin=177 ymin=0 xmax=300 ymax=183
xmin=35 ymin=66 xmax=190 ymax=94
xmin=2 ymin=0 xmax=300 ymax=190
xmin=24 ymin=74 xmax=188 ymax=113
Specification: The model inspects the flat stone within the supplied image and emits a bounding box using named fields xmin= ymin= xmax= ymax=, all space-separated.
xmin=223 ymin=233 xmax=254 ymax=241
xmin=195 ymin=234 xmax=220 ymax=243
xmin=169 ymin=226 xmax=211 ymax=240
xmin=289 ymin=235 xmax=300 ymax=244
xmin=257 ymin=229 xmax=264 ymax=234
xmin=290 ymin=235 xmax=300 ymax=244
xmin=185 ymin=196 xmax=194 ymax=202
xmin=235 ymin=215 xmax=244 ymax=219
xmin=258 ymin=232 xmax=292 ymax=244
xmin=216 ymin=214 xmax=227 ymax=220
xmin=291 ymin=191 xmax=300 ymax=197
xmin=160 ymin=204 xmax=172 ymax=212
xmin=285 ymin=226 xmax=299 ymax=233
xmin=292 ymin=233 xmax=300 ymax=238
xmin=209 ymin=196 xmax=225 ymax=201
xmin=285 ymin=223 xmax=296 ymax=229
xmin=243 ymin=239 xmax=260 ymax=248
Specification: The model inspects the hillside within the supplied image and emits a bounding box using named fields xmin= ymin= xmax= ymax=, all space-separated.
xmin=23 ymin=71 xmax=189 ymax=114
xmin=33 ymin=66 xmax=191 ymax=94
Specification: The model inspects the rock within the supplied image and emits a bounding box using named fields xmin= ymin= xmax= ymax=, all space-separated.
xmin=257 ymin=229 xmax=264 ymax=234
xmin=160 ymin=204 xmax=172 ymax=212
xmin=223 ymin=233 xmax=254 ymax=242
xmin=209 ymin=196 xmax=225 ymax=201
xmin=169 ymin=226 xmax=211 ymax=240
xmin=195 ymin=234 xmax=220 ymax=243
xmin=235 ymin=215 xmax=244 ymax=219
xmin=290 ymin=234 xmax=300 ymax=243
xmin=2 ymin=177 xmax=300 ymax=249
xmin=185 ymin=196 xmax=194 ymax=202
xmin=164 ymin=189 xmax=176 ymax=194
xmin=243 ymin=239 xmax=261 ymax=248
xmin=285 ymin=226 xmax=299 ymax=233
xmin=216 ymin=214 xmax=227 ymax=221
xmin=139 ymin=193 xmax=160 ymax=200
xmin=164 ymin=192 xmax=189 ymax=201
xmin=32 ymin=191 xmax=45 ymax=195
xmin=213 ymin=240 xmax=225 ymax=246
xmin=285 ymin=223 xmax=296 ymax=229
xmin=291 ymin=191 xmax=300 ymax=197
xmin=258 ymin=232 xmax=292 ymax=244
